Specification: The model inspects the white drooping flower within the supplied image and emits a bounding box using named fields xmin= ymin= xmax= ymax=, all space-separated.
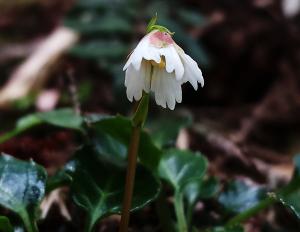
xmin=123 ymin=29 xmax=204 ymax=110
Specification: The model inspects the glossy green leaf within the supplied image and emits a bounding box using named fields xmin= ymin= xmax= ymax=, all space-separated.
xmin=276 ymin=155 xmax=300 ymax=218
xmin=36 ymin=108 xmax=83 ymax=130
xmin=197 ymin=176 xmax=220 ymax=199
xmin=70 ymin=146 xmax=161 ymax=231
xmin=157 ymin=148 xmax=207 ymax=232
xmin=0 ymin=154 xmax=47 ymax=232
xmin=15 ymin=114 xmax=42 ymax=130
xmin=184 ymin=176 xmax=220 ymax=206
xmin=277 ymin=189 xmax=300 ymax=218
xmin=46 ymin=169 xmax=73 ymax=193
xmin=158 ymin=149 xmax=207 ymax=191
xmin=185 ymin=176 xmax=220 ymax=225
xmin=218 ymin=180 xmax=266 ymax=213
xmin=86 ymin=114 xmax=162 ymax=171
xmin=147 ymin=114 xmax=192 ymax=149
xmin=16 ymin=108 xmax=83 ymax=131
xmin=0 ymin=115 xmax=41 ymax=144
xmin=91 ymin=129 xmax=127 ymax=167
xmin=0 ymin=216 xmax=13 ymax=232
xmin=0 ymin=108 xmax=83 ymax=144
xmin=46 ymin=159 xmax=77 ymax=193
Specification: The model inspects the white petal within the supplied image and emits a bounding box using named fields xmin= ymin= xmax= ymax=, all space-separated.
xmin=140 ymin=61 xmax=151 ymax=92
xmin=172 ymin=76 xmax=182 ymax=103
xmin=123 ymin=36 xmax=149 ymax=71
xmin=125 ymin=66 xmax=142 ymax=101
xmin=143 ymin=45 xmax=161 ymax=63
xmin=160 ymin=46 xmax=184 ymax=80
xmin=130 ymin=42 xmax=147 ymax=71
xmin=164 ymin=72 xmax=182 ymax=109
xmin=151 ymin=68 xmax=182 ymax=110
xmin=180 ymin=53 xmax=204 ymax=90
xmin=123 ymin=30 xmax=160 ymax=71
xmin=123 ymin=51 xmax=134 ymax=71
xmin=151 ymin=67 xmax=166 ymax=108
xmin=164 ymin=79 xmax=176 ymax=110
xmin=124 ymin=61 xmax=151 ymax=101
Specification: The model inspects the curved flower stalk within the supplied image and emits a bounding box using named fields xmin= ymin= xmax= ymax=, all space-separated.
xmin=119 ymin=18 xmax=204 ymax=232
xmin=123 ymin=27 xmax=204 ymax=110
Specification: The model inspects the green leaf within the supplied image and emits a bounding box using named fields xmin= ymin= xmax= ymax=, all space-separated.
xmin=46 ymin=169 xmax=73 ymax=193
xmin=16 ymin=115 xmax=42 ymax=131
xmin=0 ymin=108 xmax=83 ymax=144
xmin=197 ymin=176 xmax=220 ymax=199
xmin=16 ymin=108 xmax=83 ymax=131
xmin=70 ymin=146 xmax=161 ymax=231
xmin=275 ymin=155 xmax=300 ymax=218
xmin=158 ymin=149 xmax=207 ymax=191
xmin=146 ymin=14 xmax=157 ymax=33
xmin=69 ymin=40 xmax=128 ymax=60
xmin=86 ymin=114 xmax=162 ymax=171
xmin=158 ymin=149 xmax=207 ymax=230
xmin=277 ymin=189 xmax=300 ymax=218
xmin=36 ymin=108 xmax=83 ymax=130
xmin=184 ymin=176 xmax=220 ymax=206
xmin=0 ymin=115 xmax=42 ymax=144
xmin=0 ymin=154 xmax=47 ymax=232
xmin=46 ymin=159 xmax=77 ymax=193
xmin=218 ymin=180 xmax=266 ymax=213
xmin=0 ymin=216 xmax=13 ymax=232
xmin=147 ymin=114 xmax=192 ymax=149
xmin=184 ymin=176 xmax=219 ymax=225
xmin=92 ymin=129 xmax=127 ymax=167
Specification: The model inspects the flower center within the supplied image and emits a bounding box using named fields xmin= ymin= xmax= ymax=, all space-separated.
xmin=149 ymin=31 xmax=174 ymax=48
xmin=150 ymin=56 xmax=166 ymax=69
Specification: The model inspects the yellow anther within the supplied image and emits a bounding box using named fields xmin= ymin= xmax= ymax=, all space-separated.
xmin=150 ymin=57 xmax=166 ymax=69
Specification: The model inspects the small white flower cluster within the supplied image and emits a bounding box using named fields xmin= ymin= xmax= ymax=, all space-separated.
xmin=123 ymin=29 xmax=204 ymax=110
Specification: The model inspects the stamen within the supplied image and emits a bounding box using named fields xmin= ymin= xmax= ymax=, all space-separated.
xmin=150 ymin=57 xmax=166 ymax=69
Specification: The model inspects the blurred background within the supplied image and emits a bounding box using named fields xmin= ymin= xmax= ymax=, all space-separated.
xmin=0 ymin=0 xmax=300 ymax=231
